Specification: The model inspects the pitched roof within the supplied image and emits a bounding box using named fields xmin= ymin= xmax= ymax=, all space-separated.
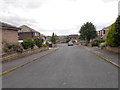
xmin=19 ymin=25 xmax=40 ymax=33
xmin=103 ymin=26 xmax=110 ymax=30
xmin=0 ymin=21 xmax=21 ymax=31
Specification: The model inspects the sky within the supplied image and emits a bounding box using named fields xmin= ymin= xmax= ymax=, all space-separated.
xmin=0 ymin=0 xmax=119 ymax=36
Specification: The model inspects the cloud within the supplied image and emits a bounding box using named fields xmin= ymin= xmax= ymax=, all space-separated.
xmin=2 ymin=0 xmax=46 ymax=9
xmin=1 ymin=16 xmax=37 ymax=27
xmin=101 ymin=0 xmax=119 ymax=3
xmin=118 ymin=1 xmax=120 ymax=15
xmin=0 ymin=0 xmax=118 ymax=36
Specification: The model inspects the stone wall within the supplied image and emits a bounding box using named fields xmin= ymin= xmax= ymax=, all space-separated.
xmin=1 ymin=47 xmax=49 ymax=62
xmin=106 ymin=46 xmax=120 ymax=54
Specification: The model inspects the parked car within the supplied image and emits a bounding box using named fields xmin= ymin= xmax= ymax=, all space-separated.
xmin=47 ymin=41 xmax=52 ymax=47
xmin=68 ymin=41 xmax=73 ymax=46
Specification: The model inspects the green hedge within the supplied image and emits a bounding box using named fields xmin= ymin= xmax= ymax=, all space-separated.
xmin=106 ymin=16 xmax=120 ymax=47
xmin=91 ymin=39 xmax=105 ymax=47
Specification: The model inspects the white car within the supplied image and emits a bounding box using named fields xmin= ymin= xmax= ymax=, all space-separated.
xmin=68 ymin=41 xmax=73 ymax=46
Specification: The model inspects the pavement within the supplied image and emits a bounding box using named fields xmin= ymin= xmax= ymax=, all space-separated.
xmin=2 ymin=44 xmax=118 ymax=88
xmin=2 ymin=48 xmax=58 ymax=72
xmin=82 ymin=46 xmax=119 ymax=67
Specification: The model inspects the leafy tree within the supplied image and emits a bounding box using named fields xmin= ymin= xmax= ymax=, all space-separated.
xmin=106 ymin=16 xmax=120 ymax=47
xmin=34 ymin=38 xmax=43 ymax=48
xmin=79 ymin=22 xmax=97 ymax=43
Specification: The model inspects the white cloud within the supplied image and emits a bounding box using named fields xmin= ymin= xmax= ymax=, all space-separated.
xmin=0 ymin=0 xmax=118 ymax=35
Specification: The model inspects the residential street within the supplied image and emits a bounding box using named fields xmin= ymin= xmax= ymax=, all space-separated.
xmin=3 ymin=44 xmax=118 ymax=88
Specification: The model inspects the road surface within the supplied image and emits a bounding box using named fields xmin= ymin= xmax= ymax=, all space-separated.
xmin=3 ymin=44 xmax=118 ymax=88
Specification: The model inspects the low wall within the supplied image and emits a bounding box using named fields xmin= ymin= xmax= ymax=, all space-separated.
xmin=106 ymin=46 xmax=120 ymax=54
xmin=0 ymin=47 xmax=49 ymax=62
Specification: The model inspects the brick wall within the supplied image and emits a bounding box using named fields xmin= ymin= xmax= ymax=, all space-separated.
xmin=18 ymin=32 xmax=33 ymax=40
xmin=2 ymin=29 xmax=19 ymax=44
xmin=18 ymin=32 xmax=41 ymax=40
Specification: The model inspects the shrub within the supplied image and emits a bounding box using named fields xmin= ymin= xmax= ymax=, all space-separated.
xmin=99 ymin=42 xmax=107 ymax=49
xmin=4 ymin=44 xmax=23 ymax=53
xmin=106 ymin=24 xmax=116 ymax=47
xmin=4 ymin=48 xmax=11 ymax=52
xmin=42 ymin=43 xmax=47 ymax=47
xmin=91 ymin=39 xmax=105 ymax=47
xmin=106 ymin=16 xmax=120 ymax=47
xmin=21 ymin=39 xmax=35 ymax=49
xmin=15 ymin=45 xmax=23 ymax=53
xmin=34 ymin=38 xmax=43 ymax=48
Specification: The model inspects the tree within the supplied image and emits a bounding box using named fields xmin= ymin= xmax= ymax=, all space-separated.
xmin=115 ymin=16 xmax=120 ymax=46
xmin=79 ymin=22 xmax=97 ymax=43
xmin=106 ymin=16 xmax=120 ymax=47
xmin=51 ymin=32 xmax=57 ymax=44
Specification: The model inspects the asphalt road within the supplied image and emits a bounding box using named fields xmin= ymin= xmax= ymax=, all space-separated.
xmin=3 ymin=44 xmax=118 ymax=88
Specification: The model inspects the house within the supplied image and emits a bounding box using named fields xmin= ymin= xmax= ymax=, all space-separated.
xmin=58 ymin=35 xmax=68 ymax=43
xmin=0 ymin=21 xmax=21 ymax=54
xmin=97 ymin=26 xmax=109 ymax=40
xmin=40 ymin=34 xmax=47 ymax=43
xmin=68 ymin=34 xmax=79 ymax=43
xmin=46 ymin=36 xmax=51 ymax=41
xmin=18 ymin=25 xmax=41 ymax=41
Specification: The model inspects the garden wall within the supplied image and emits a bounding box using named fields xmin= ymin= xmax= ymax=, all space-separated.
xmin=106 ymin=46 xmax=120 ymax=54
xmin=0 ymin=47 xmax=49 ymax=62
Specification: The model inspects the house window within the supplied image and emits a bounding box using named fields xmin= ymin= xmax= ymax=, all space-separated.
xmin=35 ymin=33 xmax=39 ymax=36
xmin=103 ymin=30 xmax=105 ymax=34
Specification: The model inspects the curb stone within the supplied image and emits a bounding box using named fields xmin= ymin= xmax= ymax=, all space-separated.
xmin=81 ymin=46 xmax=120 ymax=69
xmin=0 ymin=48 xmax=59 ymax=77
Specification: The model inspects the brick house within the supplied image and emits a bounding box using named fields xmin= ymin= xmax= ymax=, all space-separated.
xmin=0 ymin=22 xmax=21 ymax=55
xmin=68 ymin=34 xmax=79 ymax=43
xmin=97 ymin=26 xmax=110 ymax=40
xmin=18 ymin=25 xmax=41 ymax=41
xmin=46 ymin=36 xmax=51 ymax=41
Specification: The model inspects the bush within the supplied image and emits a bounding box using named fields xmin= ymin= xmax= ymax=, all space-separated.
xmin=4 ymin=44 xmax=23 ymax=53
xmin=42 ymin=43 xmax=47 ymax=47
xmin=34 ymin=38 xmax=43 ymax=48
xmin=99 ymin=42 xmax=107 ymax=49
xmin=106 ymin=24 xmax=116 ymax=47
xmin=21 ymin=39 xmax=35 ymax=49
xmin=15 ymin=45 xmax=23 ymax=53
xmin=91 ymin=39 xmax=105 ymax=47
xmin=106 ymin=16 xmax=120 ymax=47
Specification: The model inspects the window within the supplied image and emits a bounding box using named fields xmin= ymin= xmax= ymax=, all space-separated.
xmin=103 ymin=30 xmax=105 ymax=34
xmin=35 ymin=33 xmax=39 ymax=36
